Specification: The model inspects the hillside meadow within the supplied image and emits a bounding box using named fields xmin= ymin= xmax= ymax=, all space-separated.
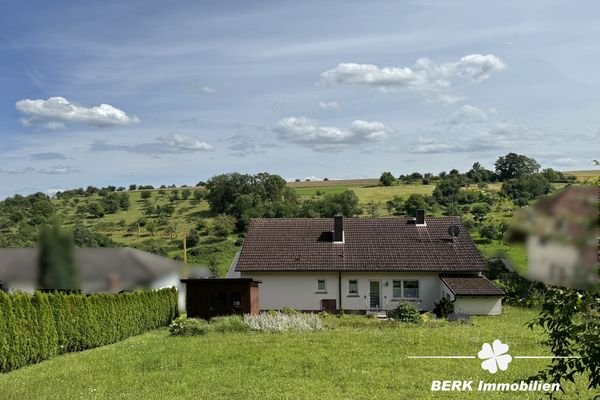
xmin=48 ymin=176 xmax=574 ymax=275
xmin=0 ymin=307 xmax=591 ymax=400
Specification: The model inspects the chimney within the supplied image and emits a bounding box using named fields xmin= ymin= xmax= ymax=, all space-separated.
xmin=333 ymin=215 xmax=344 ymax=243
xmin=415 ymin=209 xmax=426 ymax=226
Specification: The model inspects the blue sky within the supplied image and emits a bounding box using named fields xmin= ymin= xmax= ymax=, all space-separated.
xmin=0 ymin=0 xmax=598 ymax=198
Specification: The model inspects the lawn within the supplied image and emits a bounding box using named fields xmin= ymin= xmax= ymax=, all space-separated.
xmin=0 ymin=307 xmax=591 ymax=400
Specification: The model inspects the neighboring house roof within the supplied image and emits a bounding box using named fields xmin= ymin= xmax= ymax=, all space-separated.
xmin=440 ymin=274 xmax=504 ymax=296
xmin=0 ymin=247 xmax=184 ymax=292
xmin=235 ymin=217 xmax=487 ymax=272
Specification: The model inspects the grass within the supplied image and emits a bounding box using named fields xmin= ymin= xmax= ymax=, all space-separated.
xmin=0 ymin=307 xmax=590 ymax=399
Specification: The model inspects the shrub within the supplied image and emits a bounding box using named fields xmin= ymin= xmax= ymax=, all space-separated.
xmin=447 ymin=312 xmax=471 ymax=324
xmin=169 ymin=317 xmax=209 ymax=336
xmin=0 ymin=288 xmax=178 ymax=373
xmin=281 ymin=306 xmax=299 ymax=315
xmin=389 ymin=302 xmax=420 ymax=323
xmin=433 ymin=297 xmax=455 ymax=318
xmin=209 ymin=316 xmax=249 ymax=333
xmin=243 ymin=312 xmax=323 ymax=332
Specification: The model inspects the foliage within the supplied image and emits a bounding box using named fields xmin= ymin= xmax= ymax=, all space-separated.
xmin=432 ymin=175 xmax=463 ymax=206
xmin=72 ymin=224 xmax=115 ymax=247
xmin=389 ymin=302 xmax=420 ymax=323
xmin=494 ymin=153 xmax=540 ymax=181
xmin=243 ymin=312 xmax=323 ymax=332
xmin=211 ymin=214 xmax=236 ymax=237
xmin=433 ymin=297 xmax=454 ymax=318
xmin=379 ymin=171 xmax=395 ymax=186
xmin=209 ymin=315 xmax=250 ymax=333
xmin=485 ymin=259 xmax=545 ymax=307
xmin=169 ymin=317 xmax=209 ymax=336
xmin=527 ymin=286 xmax=600 ymax=393
xmin=403 ymin=193 xmax=428 ymax=216
xmin=38 ymin=220 xmax=79 ymax=291
xmin=0 ymin=288 xmax=177 ymax=372
xmin=500 ymin=174 xmax=551 ymax=201
xmin=206 ymin=173 xmax=299 ymax=228
xmin=302 ymin=190 xmax=362 ymax=217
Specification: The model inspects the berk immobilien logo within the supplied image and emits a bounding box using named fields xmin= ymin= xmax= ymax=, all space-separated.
xmin=407 ymin=339 xmax=580 ymax=393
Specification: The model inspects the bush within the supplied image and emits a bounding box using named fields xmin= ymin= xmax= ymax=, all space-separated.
xmin=281 ymin=306 xmax=300 ymax=315
xmin=209 ymin=316 xmax=249 ymax=333
xmin=0 ymin=288 xmax=178 ymax=372
xmin=169 ymin=317 xmax=209 ymax=336
xmin=433 ymin=297 xmax=455 ymax=318
xmin=389 ymin=302 xmax=420 ymax=323
xmin=243 ymin=312 xmax=323 ymax=332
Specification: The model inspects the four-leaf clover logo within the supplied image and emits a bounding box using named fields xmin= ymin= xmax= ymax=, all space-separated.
xmin=478 ymin=339 xmax=512 ymax=374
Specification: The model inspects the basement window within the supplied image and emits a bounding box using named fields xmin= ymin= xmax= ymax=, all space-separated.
xmin=348 ymin=280 xmax=358 ymax=295
xmin=316 ymin=280 xmax=327 ymax=292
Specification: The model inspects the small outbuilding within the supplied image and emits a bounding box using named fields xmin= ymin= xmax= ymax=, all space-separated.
xmin=181 ymin=278 xmax=260 ymax=320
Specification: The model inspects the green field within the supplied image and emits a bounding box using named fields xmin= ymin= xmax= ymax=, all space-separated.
xmin=51 ymin=180 xmax=535 ymax=274
xmin=0 ymin=307 xmax=589 ymax=400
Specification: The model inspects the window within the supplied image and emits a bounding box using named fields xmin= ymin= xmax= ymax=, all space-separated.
xmin=348 ymin=280 xmax=358 ymax=295
xmin=403 ymin=280 xmax=419 ymax=298
xmin=317 ymin=280 xmax=327 ymax=292
xmin=393 ymin=280 xmax=420 ymax=298
xmin=393 ymin=280 xmax=402 ymax=298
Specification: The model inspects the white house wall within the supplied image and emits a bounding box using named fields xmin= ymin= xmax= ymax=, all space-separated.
xmin=454 ymin=297 xmax=502 ymax=315
xmin=241 ymin=271 xmax=444 ymax=311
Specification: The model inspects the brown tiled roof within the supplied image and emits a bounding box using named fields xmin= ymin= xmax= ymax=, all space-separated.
xmin=440 ymin=274 xmax=504 ymax=296
xmin=236 ymin=217 xmax=487 ymax=272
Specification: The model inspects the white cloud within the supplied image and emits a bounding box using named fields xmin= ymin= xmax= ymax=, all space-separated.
xmin=37 ymin=165 xmax=80 ymax=175
xmin=157 ymin=133 xmax=213 ymax=151
xmin=446 ymin=105 xmax=497 ymax=125
xmin=319 ymin=54 xmax=506 ymax=102
xmin=410 ymin=107 xmax=542 ymax=154
xmin=200 ymin=86 xmax=216 ymax=94
xmin=553 ymin=158 xmax=577 ymax=166
xmin=0 ymin=165 xmax=79 ymax=175
xmin=89 ymin=133 xmax=214 ymax=156
xmin=16 ymin=96 xmax=140 ymax=128
xmin=318 ymin=101 xmax=340 ymax=110
xmin=0 ymin=167 xmax=36 ymax=175
xmin=274 ymin=117 xmax=390 ymax=152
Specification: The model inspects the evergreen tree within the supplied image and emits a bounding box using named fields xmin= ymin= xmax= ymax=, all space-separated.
xmin=37 ymin=220 xmax=80 ymax=291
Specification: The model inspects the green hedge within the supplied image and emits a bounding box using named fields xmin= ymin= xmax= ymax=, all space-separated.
xmin=0 ymin=288 xmax=178 ymax=372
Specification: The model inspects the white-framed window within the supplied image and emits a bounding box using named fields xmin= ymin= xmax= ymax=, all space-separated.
xmin=348 ymin=280 xmax=358 ymax=295
xmin=403 ymin=280 xmax=419 ymax=298
xmin=392 ymin=280 xmax=420 ymax=298
xmin=317 ymin=279 xmax=327 ymax=292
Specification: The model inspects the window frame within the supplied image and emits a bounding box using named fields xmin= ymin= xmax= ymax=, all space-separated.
xmin=392 ymin=279 xmax=420 ymax=299
xmin=316 ymin=279 xmax=327 ymax=293
xmin=402 ymin=280 xmax=419 ymax=299
xmin=348 ymin=279 xmax=358 ymax=296
xmin=392 ymin=280 xmax=402 ymax=298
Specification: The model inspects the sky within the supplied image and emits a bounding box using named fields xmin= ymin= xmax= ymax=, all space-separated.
xmin=0 ymin=0 xmax=599 ymax=198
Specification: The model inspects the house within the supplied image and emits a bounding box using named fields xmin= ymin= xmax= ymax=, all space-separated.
xmin=0 ymin=247 xmax=197 ymax=310
xmin=230 ymin=212 xmax=504 ymax=315
xmin=507 ymin=186 xmax=597 ymax=290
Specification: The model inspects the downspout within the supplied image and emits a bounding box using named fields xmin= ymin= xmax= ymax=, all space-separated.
xmin=338 ymin=271 xmax=342 ymax=312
